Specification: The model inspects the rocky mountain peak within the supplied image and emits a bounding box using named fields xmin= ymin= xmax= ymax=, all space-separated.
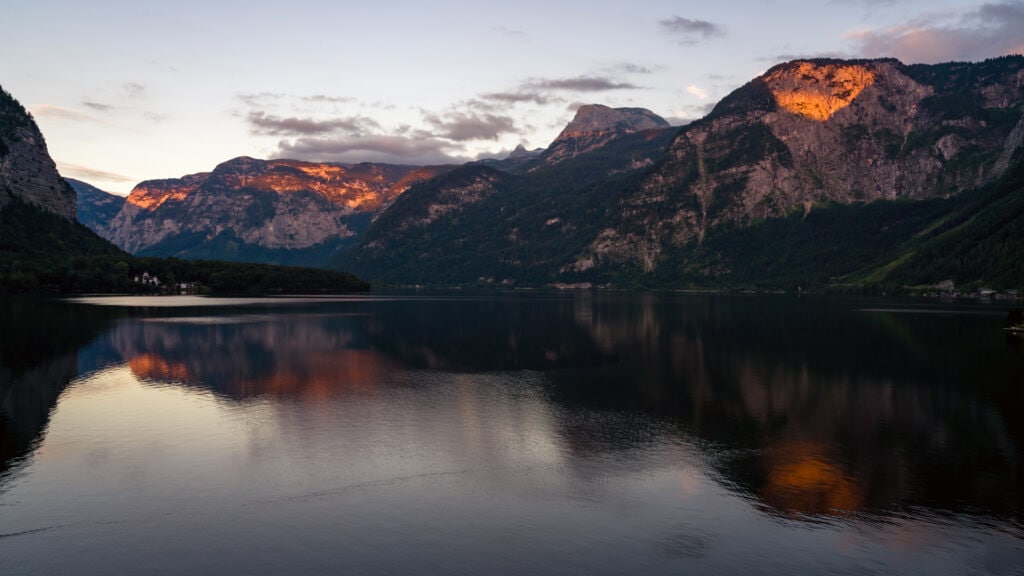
xmin=508 ymin=144 xmax=543 ymax=160
xmin=763 ymin=60 xmax=878 ymax=121
xmin=540 ymin=104 xmax=670 ymax=166
xmin=559 ymin=104 xmax=669 ymax=138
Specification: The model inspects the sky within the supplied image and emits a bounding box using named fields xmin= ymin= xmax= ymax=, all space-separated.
xmin=2 ymin=0 xmax=1022 ymax=194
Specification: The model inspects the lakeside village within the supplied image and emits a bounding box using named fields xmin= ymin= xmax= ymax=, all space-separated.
xmin=921 ymin=280 xmax=1021 ymax=301
xmin=134 ymin=271 xmax=203 ymax=294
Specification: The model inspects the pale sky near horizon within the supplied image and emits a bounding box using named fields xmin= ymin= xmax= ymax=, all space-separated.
xmin=2 ymin=0 xmax=1022 ymax=194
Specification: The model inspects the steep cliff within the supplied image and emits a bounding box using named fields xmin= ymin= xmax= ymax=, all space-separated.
xmin=0 ymin=87 xmax=76 ymax=220
xmin=104 ymin=157 xmax=449 ymax=266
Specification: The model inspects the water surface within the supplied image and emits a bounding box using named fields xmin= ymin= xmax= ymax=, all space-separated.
xmin=1 ymin=293 xmax=1022 ymax=574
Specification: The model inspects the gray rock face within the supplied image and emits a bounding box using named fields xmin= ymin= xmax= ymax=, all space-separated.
xmin=0 ymin=88 xmax=76 ymax=220
xmin=540 ymin=104 xmax=670 ymax=166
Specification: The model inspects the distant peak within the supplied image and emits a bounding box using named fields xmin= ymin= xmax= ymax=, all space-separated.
xmin=559 ymin=105 xmax=669 ymax=139
xmin=508 ymin=144 xmax=543 ymax=160
xmin=214 ymin=156 xmax=267 ymax=172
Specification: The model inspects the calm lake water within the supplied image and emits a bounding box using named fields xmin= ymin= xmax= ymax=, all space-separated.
xmin=1 ymin=293 xmax=1022 ymax=575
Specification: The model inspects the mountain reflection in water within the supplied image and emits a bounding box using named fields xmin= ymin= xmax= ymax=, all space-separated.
xmin=1 ymin=294 xmax=1021 ymax=574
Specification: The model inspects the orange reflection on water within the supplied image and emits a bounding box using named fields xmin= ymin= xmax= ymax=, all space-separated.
xmin=228 ymin=349 xmax=383 ymax=401
xmin=126 ymin=348 xmax=384 ymax=401
xmin=761 ymin=441 xmax=864 ymax=517
xmin=128 ymin=354 xmax=193 ymax=383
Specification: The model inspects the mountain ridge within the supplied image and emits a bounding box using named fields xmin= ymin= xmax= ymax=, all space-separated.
xmin=101 ymin=156 xmax=451 ymax=266
xmin=336 ymin=55 xmax=1024 ymax=290
xmin=71 ymin=56 xmax=1024 ymax=291
xmin=1 ymin=85 xmax=369 ymax=294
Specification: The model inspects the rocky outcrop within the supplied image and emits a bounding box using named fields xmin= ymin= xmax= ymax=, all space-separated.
xmin=105 ymin=157 xmax=449 ymax=262
xmin=539 ymin=104 xmax=670 ymax=166
xmin=0 ymin=86 xmax=76 ymax=220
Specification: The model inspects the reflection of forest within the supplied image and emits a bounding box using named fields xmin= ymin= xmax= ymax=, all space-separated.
xmin=0 ymin=297 xmax=119 ymax=477
xmin=2 ymin=295 xmax=1022 ymax=522
xmin=553 ymin=295 xmax=1024 ymax=520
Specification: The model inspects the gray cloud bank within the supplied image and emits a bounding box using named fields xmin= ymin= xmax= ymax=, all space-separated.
xmin=849 ymin=1 xmax=1024 ymax=63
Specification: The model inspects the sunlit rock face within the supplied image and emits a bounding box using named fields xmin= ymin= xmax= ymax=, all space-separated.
xmin=124 ymin=172 xmax=208 ymax=211
xmin=764 ymin=61 xmax=876 ymax=121
xmin=105 ymin=157 xmax=449 ymax=262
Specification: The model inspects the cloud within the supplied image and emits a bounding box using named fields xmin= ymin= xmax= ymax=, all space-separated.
xmin=146 ymin=59 xmax=182 ymax=74
xmin=523 ymin=75 xmax=639 ymax=92
xmin=29 ymin=105 xmax=102 ymax=123
xmin=122 ymin=83 xmax=146 ymax=98
xmin=275 ymin=134 xmax=463 ymax=165
xmin=492 ymin=25 xmax=526 ymax=36
xmin=423 ymin=110 xmax=517 ymax=141
xmin=480 ymin=90 xmax=556 ymax=106
xmin=479 ymin=75 xmax=636 ymax=107
xmin=659 ymin=16 xmax=726 ymax=44
xmin=686 ymin=85 xmax=708 ymax=99
xmin=246 ymin=111 xmax=379 ymax=137
xmin=302 ymin=94 xmax=355 ymax=104
xmin=832 ymin=0 xmax=896 ymax=5
xmin=238 ymin=92 xmax=354 ymax=107
xmin=238 ymin=92 xmax=286 ymax=107
xmin=81 ymin=101 xmax=115 ymax=112
xmin=58 ymin=162 xmax=135 ymax=184
xmin=763 ymin=51 xmax=850 ymax=63
xmin=613 ymin=63 xmax=655 ymax=74
xmin=847 ymin=1 xmax=1024 ymax=63
xmin=667 ymin=101 xmax=719 ymax=125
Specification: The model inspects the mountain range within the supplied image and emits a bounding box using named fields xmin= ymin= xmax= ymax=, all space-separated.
xmin=1 ymin=86 xmax=368 ymax=294
xmin=90 ymin=158 xmax=449 ymax=266
xmin=47 ymin=56 xmax=1024 ymax=290
xmin=338 ymin=57 xmax=1024 ymax=290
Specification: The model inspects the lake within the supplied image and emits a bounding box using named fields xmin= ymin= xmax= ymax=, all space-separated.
xmin=1 ymin=293 xmax=1022 ymax=574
